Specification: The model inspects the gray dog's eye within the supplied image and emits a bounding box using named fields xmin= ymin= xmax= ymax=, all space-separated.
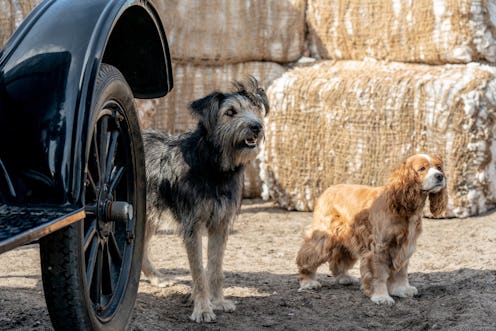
xmin=225 ymin=108 xmax=236 ymax=117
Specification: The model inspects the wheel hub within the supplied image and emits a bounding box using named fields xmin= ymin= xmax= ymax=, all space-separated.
xmin=95 ymin=185 xmax=133 ymax=238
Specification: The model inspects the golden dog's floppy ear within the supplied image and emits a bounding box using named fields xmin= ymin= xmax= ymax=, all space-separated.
xmin=386 ymin=160 xmax=423 ymax=216
xmin=429 ymin=154 xmax=448 ymax=217
xmin=429 ymin=186 xmax=448 ymax=217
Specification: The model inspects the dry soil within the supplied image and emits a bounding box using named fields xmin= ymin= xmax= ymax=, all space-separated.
xmin=1 ymin=199 xmax=495 ymax=330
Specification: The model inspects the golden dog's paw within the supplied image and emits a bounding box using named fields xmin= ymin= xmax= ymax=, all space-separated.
xmin=212 ymin=299 xmax=236 ymax=312
xmin=405 ymin=285 xmax=418 ymax=297
xmin=371 ymin=294 xmax=395 ymax=305
xmin=336 ymin=274 xmax=360 ymax=285
xmin=298 ymin=279 xmax=322 ymax=291
xmin=391 ymin=285 xmax=418 ymax=298
xmin=190 ymin=302 xmax=216 ymax=323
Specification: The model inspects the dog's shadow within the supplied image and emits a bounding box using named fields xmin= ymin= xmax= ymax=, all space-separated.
xmin=0 ymin=268 xmax=494 ymax=330
xmin=130 ymin=268 xmax=496 ymax=329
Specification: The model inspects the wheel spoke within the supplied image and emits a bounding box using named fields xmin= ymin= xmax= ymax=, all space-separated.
xmin=87 ymin=172 xmax=98 ymax=197
xmin=91 ymin=243 xmax=104 ymax=306
xmin=92 ymin=130 xmax=101 ymax=184
xmin=108 ymin=232 xmax=123 ymax=265
xmin=108 ymin=165 xmax=125 ymax=194
xmin=101 ymin=242 xmax=118 ymax=301
xmin=98 ymin=116 xmax=109 ymax=181
xmin=85 ymin=236 xmax=99 ymax=287
xmin=105 ymin=130 xmax=119 ymax=183
xmin=103 ymin=242 xmax=119 ymax=297
xmin=108 ymin=262 xmax=119 ymax=299
xmin=83 ymin=220 xmax=97 ymax=251
xmin=107 ymin=233 xmax=123 ymax=296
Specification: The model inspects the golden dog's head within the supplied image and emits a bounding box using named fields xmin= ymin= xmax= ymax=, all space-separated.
xmin=387 ymin=154 xmax=447 ymax=217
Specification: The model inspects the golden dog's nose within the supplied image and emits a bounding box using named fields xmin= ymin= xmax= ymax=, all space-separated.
xmin=435 ymin=173 xmax=444 ymax=182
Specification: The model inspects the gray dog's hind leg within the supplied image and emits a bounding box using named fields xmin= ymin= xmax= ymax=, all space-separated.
xmin=141 ymin=215 xmax=175 ymax=287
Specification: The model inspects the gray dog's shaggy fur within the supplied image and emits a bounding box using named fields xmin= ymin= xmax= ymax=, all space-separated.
xmin=142 ymin=77 xmax=269 ymax=323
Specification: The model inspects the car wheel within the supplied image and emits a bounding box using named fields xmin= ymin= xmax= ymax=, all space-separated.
xmin=39 ymin=63 xmax=145 ymax=330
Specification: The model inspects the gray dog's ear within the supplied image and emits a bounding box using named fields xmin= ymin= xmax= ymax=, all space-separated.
xmin=234 ymin=76 xmax=270 ymax=116
xmin=248 ymin=76 xmax=270 ymax=116
xmin=189 ymin=92 xmax=225 ymax=132
xmin=258 ymin=87 xmax=269 ymax=116
xmin=189 ymin=92 xmax=224 ymax=117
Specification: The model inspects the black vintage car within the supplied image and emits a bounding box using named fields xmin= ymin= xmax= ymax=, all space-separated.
xmin=0 ymin=0 xmax=173 ymax=329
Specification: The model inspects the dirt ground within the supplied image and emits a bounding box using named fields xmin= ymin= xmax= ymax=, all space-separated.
xmin=1 ymin=199 xmax=495 ymax=330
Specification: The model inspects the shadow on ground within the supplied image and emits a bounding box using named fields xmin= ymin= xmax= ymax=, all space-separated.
xmin=130 ymin=268 xmax=496 ymax=331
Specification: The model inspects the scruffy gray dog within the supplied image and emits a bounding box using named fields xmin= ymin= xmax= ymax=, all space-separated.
xmin=142 ymin=77 xmax=269 ymax=323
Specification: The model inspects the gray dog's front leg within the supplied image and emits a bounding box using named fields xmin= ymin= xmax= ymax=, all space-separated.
xmin=207 ymin=223 xmax=236 ymax=312
xmin=185 ymin=230 xmax=215 ymax=323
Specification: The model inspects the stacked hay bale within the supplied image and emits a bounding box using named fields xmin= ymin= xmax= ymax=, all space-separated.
xmin=151 ymin=0 xmax=306 ymax=197
xmin=152 ymin=0 xmax=306 ymax=132
xmin=261 ymin=0 xmax=496 ymax=217
xmin=306 ymin=0 xmax=496 ymax=63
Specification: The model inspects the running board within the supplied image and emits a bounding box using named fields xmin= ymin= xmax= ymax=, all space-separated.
xmin=0 ymin=204 xmax=85 ymax=254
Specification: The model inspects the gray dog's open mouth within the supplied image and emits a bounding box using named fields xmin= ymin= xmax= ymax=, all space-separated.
xmin=243 ymin=137 xmax=258 ymax=149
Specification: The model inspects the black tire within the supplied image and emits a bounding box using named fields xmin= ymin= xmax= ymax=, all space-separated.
xmin=39 ymin=64 xmax=145 ymax=330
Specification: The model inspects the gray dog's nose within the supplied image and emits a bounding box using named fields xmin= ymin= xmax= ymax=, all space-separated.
xmin=250 ymin=123 xmax=262 ymax=135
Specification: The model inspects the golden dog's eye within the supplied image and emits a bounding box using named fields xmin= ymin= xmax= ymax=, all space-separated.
xmin=419 ymin=166 xmax=426 ymax=172
xmin=225 ymin=108 xmax=236 ymax=117
xmin=437 ymin=166 xmax=442 ymax=171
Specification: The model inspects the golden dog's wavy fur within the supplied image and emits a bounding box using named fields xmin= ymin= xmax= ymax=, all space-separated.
xmin=296 ymin=154 xmax=447 ymax=304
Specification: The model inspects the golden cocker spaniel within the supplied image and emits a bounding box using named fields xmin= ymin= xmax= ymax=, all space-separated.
xmin=296 ymin=153 xmax=447 ymax=304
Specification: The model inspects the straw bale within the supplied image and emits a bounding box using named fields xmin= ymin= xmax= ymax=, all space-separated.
xmin=135 ymin=99 xmax=161 ymax=129
xmin=242 ymin=159 xmax=263 ymax=198
xmin=153 ymin=61 xmax=286 ymax=132
xmin=307 ymin=0 xmax=496 ymax=64
xmin=261 ymin=60 xmax=496 ymax=217
xmin=0 ymin=0 xmax=40 ymax=47
xmin=155 ymin=0 xmax=306 ymax=65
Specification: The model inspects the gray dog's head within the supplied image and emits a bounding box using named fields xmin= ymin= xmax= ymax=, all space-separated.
xmin=189 ymin=76 xmax=269 ymax=171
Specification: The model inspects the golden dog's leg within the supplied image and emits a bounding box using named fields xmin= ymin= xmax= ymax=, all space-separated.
xmin=387 ymin=263 xmax=418 ymax=298
xmin=359 ymin=252 xmax=374 ymax=295
xmin=368 ymin=249 xmax=395 ymax=305
xmin=184 ymin=231 xmax=215 ymax=323
xmin=296 ymin=231 xmax=331 ymax=291
xmin=329 ymin=246 xmax=359 ymax=285
xmin=207 ymin=224 xmax=235 ymax=312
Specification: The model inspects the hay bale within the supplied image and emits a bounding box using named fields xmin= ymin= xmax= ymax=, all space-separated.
xmin=307 ymin=0 xmax=496 ymax=64
xmin=261 ymin=60 xmax=496 ymax=217
xmin=153 ymin=61 xmax=286 ymax=132
xmin=135 ymin=99 xmax=161 ymax=129
xmin=0 ymin=0 xmax=40 ymax=47
xmin=155 ymin=0 xmax=306 ymax=64
xmin=242 ymin=159 xmax=263 ymax=198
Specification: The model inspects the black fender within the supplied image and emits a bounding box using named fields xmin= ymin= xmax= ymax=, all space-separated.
xmin=0 ymin=0 xmax=173 ymax=207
